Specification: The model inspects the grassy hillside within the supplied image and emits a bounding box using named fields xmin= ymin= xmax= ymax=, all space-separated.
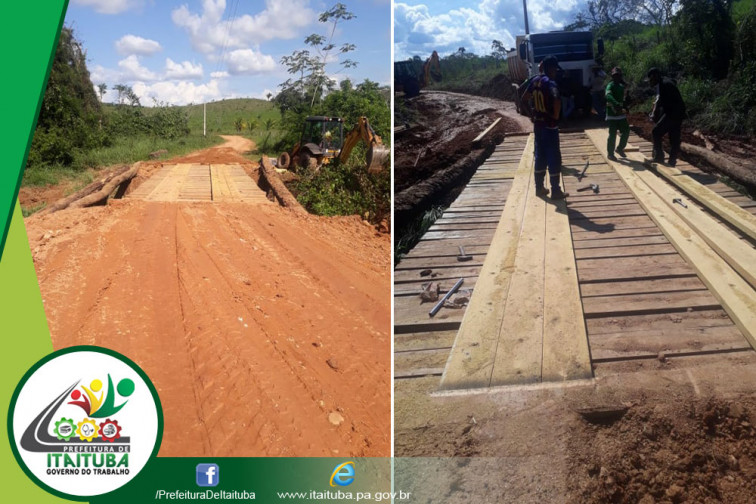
xmin=25 ymin=98 xmax=284 ymax=188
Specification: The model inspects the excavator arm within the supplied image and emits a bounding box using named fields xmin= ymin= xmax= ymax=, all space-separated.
xmin=338 ymin=117 xmax=389 ymax=173
xmin=420 ymin=51 xmax=441 ymax=88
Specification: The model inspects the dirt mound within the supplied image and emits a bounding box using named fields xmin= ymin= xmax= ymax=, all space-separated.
xmin=480 ymin=73 xmax=517 ymax=101
xmin=569 ymin=398 xmax=756 ymax=503
xmin=394 ymin=91 xmax=530 ymax=234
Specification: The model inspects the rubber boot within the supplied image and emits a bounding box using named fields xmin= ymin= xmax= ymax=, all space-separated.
xmin=535 ymin=171 xmax=547 ymax=196
xmin=550 ymin=175 xmax=569 ymax=200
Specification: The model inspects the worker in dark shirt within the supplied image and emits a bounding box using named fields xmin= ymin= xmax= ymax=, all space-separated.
xmin=647 ymin=68 xmax=686 ymax=166
xmin=522 ymin=55 xmax=568 ymax=199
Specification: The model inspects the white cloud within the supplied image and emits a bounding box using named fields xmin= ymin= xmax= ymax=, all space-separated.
xmin=165 ymin=58 xmax=204 ymax=79
xmin=226 ymin=49 xmax=276 ymax=75
xmin=394 ymin=1 xmax=579 ymax=60
xmin=115 ymin=35 xmax=162 ymax=56
xmin=211 ymin=71 xmax=230 ymax=79
xmin=172 ymin=0 xmax=315 ymax=55
xmin=132 ymin=80 xmax=222 ymax=106
xmin=72 ymin=0 xmax=143 ymax=15
xmin=90 ymin=64 xmax=119 ymax=86
xmin=118 ymin=55 xmax=158 ymax=81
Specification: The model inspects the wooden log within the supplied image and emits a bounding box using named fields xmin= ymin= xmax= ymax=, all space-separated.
xmin=69 ymin=163 xmax=140 ymax=209
xmin=259 ymin=156 xmax=307 ymax=213
xmin=679 ymin=141 xmax=756 ymax=187
xmin=37 ymin=163 xmax=138 ymax=216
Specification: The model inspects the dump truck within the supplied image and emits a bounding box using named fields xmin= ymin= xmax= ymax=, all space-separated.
xmin=278 ymin=116 xmax=389 ymax=174
xmin=507 ymin=31 xmax=604 ymax=117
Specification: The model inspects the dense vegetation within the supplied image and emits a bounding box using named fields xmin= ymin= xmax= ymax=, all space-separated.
xmin=570 ymin=0 xmax=756 ymax=135
xmin=403 ymin=0 xmax=755 ymax=138
xmin=273 ymin=3 xmax=391 ymax=223
xmin=25 ymin=27 xmax=220 ymax=188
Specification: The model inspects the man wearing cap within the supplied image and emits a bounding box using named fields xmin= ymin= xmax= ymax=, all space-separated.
xmin=605 ymin=67 xmax=630 ymax=161
xmin=647 ymin=68 xmax=686 ymax=166
xmin=521 ymin=55 xmax=568 ymax=200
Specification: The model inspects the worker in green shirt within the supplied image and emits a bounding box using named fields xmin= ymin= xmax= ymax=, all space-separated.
xmin=605 ymin=67 xmax=630 ymax=161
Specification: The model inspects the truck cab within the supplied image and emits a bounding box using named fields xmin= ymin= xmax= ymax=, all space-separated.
xmin=508 ymin=31 xmax=603 ymax=118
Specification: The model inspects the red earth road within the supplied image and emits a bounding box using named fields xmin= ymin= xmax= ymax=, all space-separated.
xmin=24 ymin=137 xmax=390 ymax=456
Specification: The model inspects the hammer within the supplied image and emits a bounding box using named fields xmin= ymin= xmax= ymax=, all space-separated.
xmin=457 ymin=246 xmax=473 ymax=262
xmin=577 ymin=160 xmax=590 ymax=181
xmin=577 ymin=183 xmax=600 ymax=193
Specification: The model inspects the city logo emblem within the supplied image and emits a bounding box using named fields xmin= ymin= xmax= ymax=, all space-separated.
xmin=196 ymin=463 xmax=220 ymax=487
xmin=8 ymin=346 xmax=162 ymax=499
xmin=330 ymin=461 xmax=355 ymax=487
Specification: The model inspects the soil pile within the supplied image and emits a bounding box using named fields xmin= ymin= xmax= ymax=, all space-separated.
xmin=569 ymin=398 xmax=756 ymax=503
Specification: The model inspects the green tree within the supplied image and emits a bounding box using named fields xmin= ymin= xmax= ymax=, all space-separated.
xmin=28 ymin=26 xmax=105 ymax=168
xmin=677 ymin=0 xmax=734 ymax=79
xmin=97 ymin=83 xmax=107 ymax=102
xmin=276 ymin=2 xmax=358 ymax=114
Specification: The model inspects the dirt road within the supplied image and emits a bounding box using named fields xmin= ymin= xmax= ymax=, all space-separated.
xmin=24 ymin=136 xmax=390 ymax=457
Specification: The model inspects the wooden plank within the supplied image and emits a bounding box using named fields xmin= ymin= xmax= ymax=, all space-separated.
xmin=574 ymin=243 xmax=677 ymax=259
xmin=582 ymin=290 xmax=722 ymax=317
xmin=572 ymin=226 xmax=665 ymax=241
xmin=395 ymin=368 xmax=444 ymax=379
xmin=489 ymin=168 xmax=547 ymax=386
xmin=580 ymin=277 xmax=703 ymax=297
xmin=627 ymin=163 xmax=756 ymax=288
xmin=395 ymin=330 xmax=458 ymax=352
xmin=394 ymin=295 xmax=466 ymax=325
xmin=586 ymin=128 xmax=756 ymax=349
xmin=394 ymin=277 xmax=480 ymax=297
xmin=573 ymin=234 xmax=667 ymax=249
xmin=586 ymin=309 xmax=734 ymax=335
xmin=440 ymin=134 xmax=534 ymax=390
xmin=394 ymin=266 xmax=480 ymax=284
xmin=577 ymin=263 xmax=695 ymax=283
xmin=541 ymin=191 xmax=592 ymax=382
xmin=145 ymin=164 xmax=191 ymax=201
xmin=590 ymin=325 xmax=749 ymax=361
xmin=472 ymin=117 xmax=501 ymax=144
xmin=210 ymin=165 xmax=234 ymax=200
xmin=395 ymin=348 xmax=450 ymax=374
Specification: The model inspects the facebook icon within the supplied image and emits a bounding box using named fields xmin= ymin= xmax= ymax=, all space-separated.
xmin=196 ymin=463 xmax=219 ymax=487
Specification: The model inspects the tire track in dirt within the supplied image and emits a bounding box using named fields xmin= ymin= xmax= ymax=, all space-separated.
xmin=25 ymin=194 xmax=390 ymax=456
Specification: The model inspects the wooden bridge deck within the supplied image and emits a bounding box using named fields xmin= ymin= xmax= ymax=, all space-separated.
xmin=127 ymin=164 xmax=269 ymax=203
xmin=394 ymin=129 xmax=755 ymax=387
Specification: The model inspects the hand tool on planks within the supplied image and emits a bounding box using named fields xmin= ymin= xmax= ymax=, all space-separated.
xmin=672 ymin=198 xmax=688 ymax=208
xmin=457 ymin=246 xmax=473 ymax=262
xmin=577 ymin=183 xmax=600 ymax=194
xmin=576 ymin=160 xmax=590 ymax=181
xmin=429 ymin=278 xmax=464 ymax=317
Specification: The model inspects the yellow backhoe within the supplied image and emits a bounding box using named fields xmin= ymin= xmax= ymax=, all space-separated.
xmin=277 ymin=116 xmax=389 ymax=174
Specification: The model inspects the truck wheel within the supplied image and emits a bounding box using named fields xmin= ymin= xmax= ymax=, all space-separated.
xmin=404 ymin=79 xmax=420 ymax=98
xmin=298 ymin=152 xmax=319 ymax=172
xmin=512 ymin=84 xmax=522 ymax=114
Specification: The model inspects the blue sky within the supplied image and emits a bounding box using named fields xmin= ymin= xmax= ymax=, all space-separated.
xmin=394 ymin=0 xmax=583 ymax=61
xmin=66 ymin=0 xmax=391 ymax=105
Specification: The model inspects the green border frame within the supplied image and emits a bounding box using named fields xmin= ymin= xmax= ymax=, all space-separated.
xmin=0 ymin=1 xmax=68 ymax=261
xmin=7 ymin=345 xmax=164 ymax=501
